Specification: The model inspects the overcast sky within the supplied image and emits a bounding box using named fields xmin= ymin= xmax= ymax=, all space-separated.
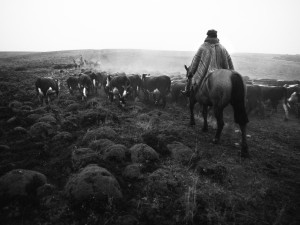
xmin=0 ymin=0 xmax=299 ymax=54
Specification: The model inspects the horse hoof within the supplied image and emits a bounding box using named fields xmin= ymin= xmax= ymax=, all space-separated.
xmin=240 ymin=144 xmax=250 ymax=158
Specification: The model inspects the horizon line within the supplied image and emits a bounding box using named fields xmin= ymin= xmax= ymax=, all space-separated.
xmin=0 ymin=48 xmax=299 ymax=55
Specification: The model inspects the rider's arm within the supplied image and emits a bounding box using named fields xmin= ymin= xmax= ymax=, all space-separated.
xmin=189 ymin=46 xmax=204 ymax=77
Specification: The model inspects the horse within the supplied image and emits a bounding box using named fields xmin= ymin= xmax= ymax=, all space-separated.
xmin=184 ymin=65 xmax=249 ymax=158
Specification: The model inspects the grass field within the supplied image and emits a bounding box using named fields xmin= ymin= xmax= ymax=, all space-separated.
xmin=0 ymin=49 xmax=299 ymax=225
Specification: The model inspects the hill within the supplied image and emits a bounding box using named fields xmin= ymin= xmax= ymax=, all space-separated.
xmin=273 ymin=54 xmax=300 ymax=63
xmin=0 ymin=51 xmax=39 ymax=59
xmin=0 ymin=49 xmax=299 ymax=80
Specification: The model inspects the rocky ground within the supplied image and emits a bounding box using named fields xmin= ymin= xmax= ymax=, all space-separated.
xmin=0 ymin=56 xmax=299 ymax=225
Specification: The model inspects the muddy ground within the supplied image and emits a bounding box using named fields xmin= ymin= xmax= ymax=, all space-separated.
xmin=0 ymin=54 xmax=299 ymax=225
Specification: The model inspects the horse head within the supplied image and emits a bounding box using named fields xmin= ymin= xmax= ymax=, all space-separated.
xmin=184 ymin=65 xmax=193 ymax=79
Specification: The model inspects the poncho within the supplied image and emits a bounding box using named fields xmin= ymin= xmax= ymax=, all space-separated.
xmin=189 ymin=38 xmax=234 ymax=86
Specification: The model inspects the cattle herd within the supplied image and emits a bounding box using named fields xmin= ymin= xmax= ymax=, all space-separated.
xmin=35 ymin=70 xmax=177 ymax=107
xmin=35 ymin=69 xmax=300 ymax=120
xmin=245 ymin=78 xmax=300 ymax=120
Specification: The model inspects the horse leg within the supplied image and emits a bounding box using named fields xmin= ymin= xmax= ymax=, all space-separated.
xmin=189 ymin=97 xmax=196 ymax=125
xmin=202 ymin=105 xmax=208 ymax=132
xmin=239 ymin=123 xmax=249 ymax=158
xmin=213 ymin=106 xmax=224 ymax=144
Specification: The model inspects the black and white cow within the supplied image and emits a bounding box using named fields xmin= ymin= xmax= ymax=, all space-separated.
xmin=66 ymin=76 xmax=79 ymax=95
xmin=277 ymin=80 xmax=300 ymax=87
xmin=288 ymin=91 xmax=300 ymax=105
xmin=78 ymin=74 xmax=93 ymax=100
xmin=285 ymin=84 xmax=300 ymax=98
xmin=170 ymin=80 xmax=187 ymax=105
xmin=106 ymin=74 xmax=131 ymax=107
xmin=85 ymin=72 xmax=98 ymax=94
xmin=260 ymin=85 xmax=289 ymax=120
xmin=95 ymin=72 xmax=108 ymax=90
xmin=128 ymin=74 xmax=143 ymax=99
xmin=287 ymin=91 xmax=300 ymax=118
xmin=92 ymin=71 xmax=110 ymax=93
xmin=141 ymin=74 xmax=171 ymax=108
xmin=83 ymin=71 xmax=109 ymax=94
xmin=246 ymin=84 xmax=264 ymax=116
xmin=35 ymin=77 xmax=60 ymax=105
xmin=151 ymin=88 xmax=161 ymax=105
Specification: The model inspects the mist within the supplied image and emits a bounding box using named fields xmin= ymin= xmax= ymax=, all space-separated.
xmin=96 ymin=49 xmax=194 ymax=75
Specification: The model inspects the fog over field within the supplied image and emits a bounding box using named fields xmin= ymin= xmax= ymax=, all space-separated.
xmin=0 ymin=49 xmax=299 ymax=81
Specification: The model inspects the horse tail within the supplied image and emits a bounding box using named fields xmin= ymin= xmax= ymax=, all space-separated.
xmin=230 ymin=72 xmax=249 ymax=125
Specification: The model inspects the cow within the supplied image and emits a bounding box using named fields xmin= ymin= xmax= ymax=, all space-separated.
xmin=106 ymin=74 xmax=131 ymax=106
xmin=82 ymin=71 xmax=109 ymax=94
xmin=107 ymin=87 xmax=127 ymax=107
xmin=285 ymin=84 xmax=300 ymax=97
xmin=95 ymin=72 xmax=108 ymax=91
xmin=170 ymin=81 xmax=187 ymax=105
xmin=128 ymin=74 xmax=143 ymax=99
xmin=277 ymin=80 xmax=300 ymax=87
xmin=288 ymin=91 xmax=300 ymax=105
xmin=78 ymin=74 xmax=93 ymax=100
xmin=66 ymin=76 xmax=79 ymax=95
xmin=35 ymin=77 xmax=60 ymax=105
xmin=287 ymin=91 xmax=300 ymax=118
xmin=246 ymin=84 xmax=264 ymax=116
xmin=85 ymin=72 xmax=98 ymax=94
xmin=141 ymin=74 xmax=171 ymax=108
xmin=149 ymin=88 xmax=161 ymax=105
xmin=260 ymin=85 xmax=289 ymax=120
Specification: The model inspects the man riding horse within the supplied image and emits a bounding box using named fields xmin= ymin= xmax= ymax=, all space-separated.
xmin=182 ymin=29 xmax=234 ymax=96
xmin=182 ymin=29 xmax=250 ymax=158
